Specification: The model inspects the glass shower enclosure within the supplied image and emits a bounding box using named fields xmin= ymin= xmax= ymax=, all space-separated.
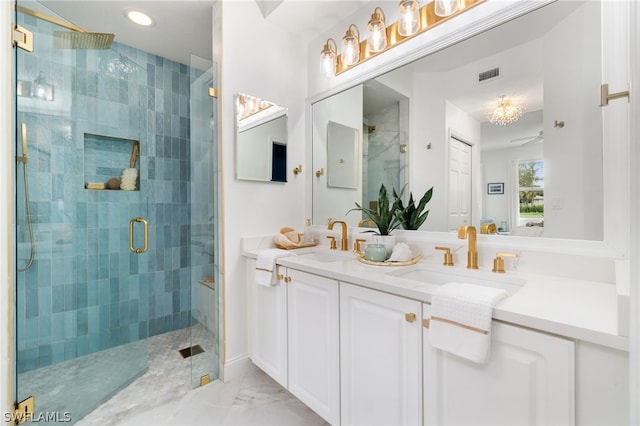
xmin=13 ymin=2 xmax=220 ymax=422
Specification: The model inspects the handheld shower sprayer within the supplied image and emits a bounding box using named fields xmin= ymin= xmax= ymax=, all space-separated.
xmin=17 ymin=122 xmax=34 ymax=271
xmin=18 ymin=122 xmax=28 ymax=163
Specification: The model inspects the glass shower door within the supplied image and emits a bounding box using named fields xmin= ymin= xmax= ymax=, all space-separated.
xmin=188 ymin=53 xmax=220 ymax=387
xmin=14 ymin=2 xmax=149 ymax=423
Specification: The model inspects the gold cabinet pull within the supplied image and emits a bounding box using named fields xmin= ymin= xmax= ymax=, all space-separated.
xmin=277 ymin=274 xmax=284 ymax=280
xmin=423 ymin=318 xmax=430 ymax=328
xmin=405 ymin=312 xmax=416 ymax=323
xmin=129 ymin=217 xmax=149 ymax=254
xmin=284 ymin=276 xmax=292 ymax=283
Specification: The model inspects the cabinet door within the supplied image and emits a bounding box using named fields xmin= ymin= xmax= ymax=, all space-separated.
xmin=247 ymin=259 xmax=287 ymax=387
xmin=340 ymin=283 xmax=422 ymax=426
xmin=423 ymin=304 xmax=575 ymax=425
xmin=287 ymin=269 xmax=340 ymax=425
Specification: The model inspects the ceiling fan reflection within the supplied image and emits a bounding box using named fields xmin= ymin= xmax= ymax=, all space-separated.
xmin=510 ymin=130 xmax=543 ymax=145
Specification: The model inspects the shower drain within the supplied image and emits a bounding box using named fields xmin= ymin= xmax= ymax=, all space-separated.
xmin=178 ymin=344 xmax=205 ymax=359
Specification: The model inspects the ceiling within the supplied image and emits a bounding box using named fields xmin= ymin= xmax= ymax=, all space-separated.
xmin=33 ymin=0 xmax=214 ymax=65
xmin=30 ymin=0 xmax=369 ymax=66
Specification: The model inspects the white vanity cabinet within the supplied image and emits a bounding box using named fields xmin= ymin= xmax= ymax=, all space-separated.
xmin=422 ymin=304 xmax=575 ymax=426
xmin=286 ymin=268 xmax=340 ymax=425
xmin=247 ymin=260 xmax=340 ymax=425
xmin=247 ymin=259 xmax=288 ymax=387
xmin=340 ymin=282 xmax=423 ymax=426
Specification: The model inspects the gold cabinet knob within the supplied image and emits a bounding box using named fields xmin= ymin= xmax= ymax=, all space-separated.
xmin=405 ymin=312 xmax=417 ymax=323
xmin=315 ymin=168 xmax=324 ymax=177
xmin=284 ymin=276 xmax=292 ymax=283
xmin=423 ymin=318 xmax=430 ymax=328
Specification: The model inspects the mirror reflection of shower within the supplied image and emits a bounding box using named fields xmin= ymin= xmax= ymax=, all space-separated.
xmin=17 ymin=122 xmax=34 ymax=272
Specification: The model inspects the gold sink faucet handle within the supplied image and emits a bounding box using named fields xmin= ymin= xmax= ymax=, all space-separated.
xmin=354 ymin=238 xmax=367 ymax=254
xmin=327 ymin=236 xmax=337 ymax=250
xmin=492 ymin=252 xmax=518 ymax=273
xmin=434 ymin=246 xmax=454 ymax=266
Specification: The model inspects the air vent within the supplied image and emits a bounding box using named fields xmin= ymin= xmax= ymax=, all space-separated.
xmin=478 ymin=67 xmax=500 ymax=82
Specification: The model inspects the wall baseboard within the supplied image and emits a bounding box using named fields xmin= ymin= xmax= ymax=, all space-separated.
xmin=222 ymin=354 xmax=253 ymax=383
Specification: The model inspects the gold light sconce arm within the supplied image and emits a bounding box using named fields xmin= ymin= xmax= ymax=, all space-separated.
xmin=600 ymin=83 xmax=629 ymax=106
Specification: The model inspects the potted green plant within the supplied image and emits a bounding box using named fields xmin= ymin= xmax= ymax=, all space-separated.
xmin=393 ymin=186 xmax=434 ymax=230
xmin=348 ymin=183 xmax=401 ymax=255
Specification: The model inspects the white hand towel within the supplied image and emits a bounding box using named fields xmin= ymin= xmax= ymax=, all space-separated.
xmin=255 ymin=248 xmax=294 ymax=287
xmin=429 ymin=282 xmax=508 ymax=364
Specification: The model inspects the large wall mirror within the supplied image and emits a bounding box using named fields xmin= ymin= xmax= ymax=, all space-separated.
xmin=236 ymin=93 xmax=288 ymax=182
xmin=312 ymin=0 xmax=604 ymax=240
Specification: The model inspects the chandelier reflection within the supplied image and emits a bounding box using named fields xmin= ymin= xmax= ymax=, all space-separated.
xmin=488 ymin=96 xmax=524 ymax=126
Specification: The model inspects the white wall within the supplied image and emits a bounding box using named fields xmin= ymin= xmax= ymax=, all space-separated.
xmin=220 ymin=1 xmax=307 ymax=378
xmin=543 ymin=1 xmax=602 ymax=240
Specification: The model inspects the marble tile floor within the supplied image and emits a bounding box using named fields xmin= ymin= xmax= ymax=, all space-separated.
xmin=78 ymin=324 xmax=218 ymax=425
xmin=80 ymin=325 xmax=327 ymax=426
xmin=114 ymin=364 xmax=330 ymax=426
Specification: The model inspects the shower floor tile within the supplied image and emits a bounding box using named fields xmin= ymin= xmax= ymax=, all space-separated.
xmin=18 ymin=324 xmax=217 ymax=425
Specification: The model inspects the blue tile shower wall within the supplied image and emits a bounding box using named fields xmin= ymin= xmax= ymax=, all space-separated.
xmin=16 ymin=15 xmax=196 ymax=373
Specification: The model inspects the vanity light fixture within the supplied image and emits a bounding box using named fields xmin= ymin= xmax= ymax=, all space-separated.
xmin=320 ymin=38 xmax=338 ymax=77
xmin=488 ymin=96 xmax=524 ymax=126
xmin=124 ymin=8 xmax=154 ymax=27
xmin=434 ymin=0 xmax=461 ymax=17
xmin=341 ymin=24 xmax=361 ymax=67
xmin=236 ymin=93 xmax=273 ymax=121
xmin=367 ymin=7 xmax=388 ymax=53
xmin=322 ymin=0 xmax=484 ymax=77
xmin=398 ymin=0 xmax=420 ymax=37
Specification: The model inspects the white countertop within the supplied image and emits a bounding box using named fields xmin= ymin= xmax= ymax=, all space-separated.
xmin=243 ymin=245 xmax=628 ymax=351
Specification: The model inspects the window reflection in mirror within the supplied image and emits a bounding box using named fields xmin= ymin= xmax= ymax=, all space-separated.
xmin=235 ymin=93 xmax=288 ymax=182
xmin=312 ymin=0 xmax=603 ymax=240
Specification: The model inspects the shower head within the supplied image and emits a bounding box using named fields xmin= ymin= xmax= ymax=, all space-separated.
xmin=16 ymin=6 xmax=115 ymax=50
xmin=53 ymin=31 xmax=114 ymax=50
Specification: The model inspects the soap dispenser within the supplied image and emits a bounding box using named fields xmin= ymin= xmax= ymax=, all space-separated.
xmin=303 ymin=219 xmax=314 ymax=244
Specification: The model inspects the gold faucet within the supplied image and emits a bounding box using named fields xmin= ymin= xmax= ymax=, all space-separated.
xmin=457 ymin=225 xmax=478 ymax=269
xmin=328 ymin=220 xmax=349 ymax=251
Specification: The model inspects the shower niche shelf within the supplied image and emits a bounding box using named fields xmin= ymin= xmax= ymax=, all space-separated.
xmin=84 ymin=133 xmax=140 ymax=191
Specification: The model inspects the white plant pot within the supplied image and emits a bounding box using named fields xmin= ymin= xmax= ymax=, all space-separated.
xmin=372 ymin=234 xmax=395 ymax=256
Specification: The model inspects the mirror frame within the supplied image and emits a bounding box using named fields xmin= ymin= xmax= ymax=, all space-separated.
xmin=306 ymin=0 xmax=629 ymax=259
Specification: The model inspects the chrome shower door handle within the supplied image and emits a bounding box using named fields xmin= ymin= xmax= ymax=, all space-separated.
xmin=129 ymin=217 xmax=149 ymax=254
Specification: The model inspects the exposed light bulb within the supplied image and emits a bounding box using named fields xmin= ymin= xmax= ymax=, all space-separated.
xmin=398 ymin=0 xmax=420 ymax=37
xmin=434 ymin=0 xmax=460 ymax=17
xmin=367 ymin=7 xmax=387 ymax=53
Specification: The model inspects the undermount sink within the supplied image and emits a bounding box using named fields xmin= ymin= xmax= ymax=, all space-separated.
xmin=386 ymin=265 xmax=526 ymax=295
xmin=296 ymin=251 xmax=352 ymax=263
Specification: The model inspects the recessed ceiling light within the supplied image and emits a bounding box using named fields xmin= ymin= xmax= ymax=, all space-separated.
xmin=124 ymin=8 xmax=154 ymax=27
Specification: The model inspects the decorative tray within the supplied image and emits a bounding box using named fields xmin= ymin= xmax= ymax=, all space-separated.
xmin=355 ymin=253 xmax=423 ymax=266
xmin=275 ymin=239 xmax=319 ymax=250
